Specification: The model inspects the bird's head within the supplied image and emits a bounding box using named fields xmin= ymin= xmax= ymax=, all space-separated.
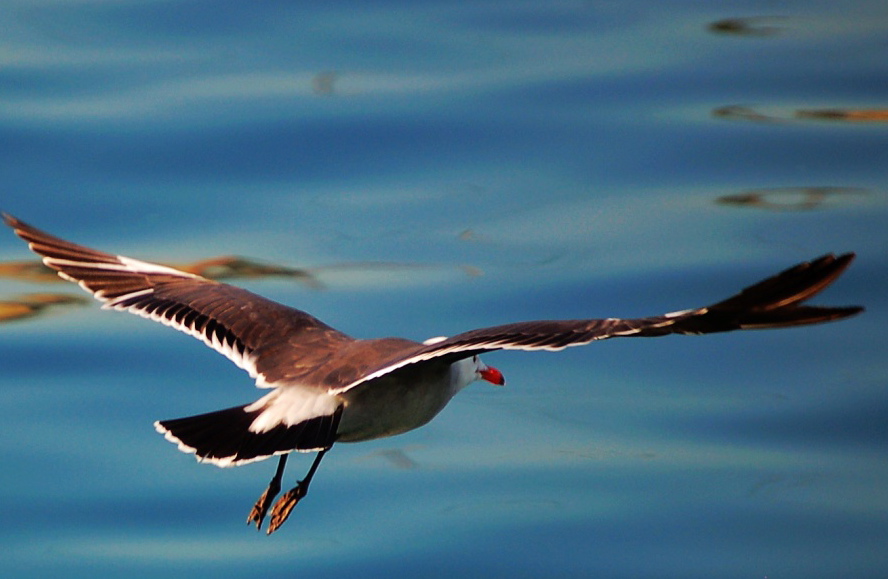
xmin=473 ymin=355 xmax=505 ymax=386
xmin=451 ymin=355 xmax=505 ymax=392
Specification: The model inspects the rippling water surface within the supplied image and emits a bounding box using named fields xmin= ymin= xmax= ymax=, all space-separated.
xmin=2 ymin=2 xmax=887 ymax=577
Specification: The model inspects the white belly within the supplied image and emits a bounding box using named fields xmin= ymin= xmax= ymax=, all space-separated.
xmin=336 ymin=361 xmax=459 ymax=442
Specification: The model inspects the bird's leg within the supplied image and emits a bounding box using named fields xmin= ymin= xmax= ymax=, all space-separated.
xmin=247 ymin=454 xmax=288 ymax=530
xmin=266 ymin=448 xmax=329 ymax=535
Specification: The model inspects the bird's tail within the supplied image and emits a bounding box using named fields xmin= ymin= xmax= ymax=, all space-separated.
xmin=154 ymin=404 xmax=341 ymax=467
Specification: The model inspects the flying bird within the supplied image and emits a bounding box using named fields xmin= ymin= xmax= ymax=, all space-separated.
xmin=3 ymin=214 xmax=862 ymax=534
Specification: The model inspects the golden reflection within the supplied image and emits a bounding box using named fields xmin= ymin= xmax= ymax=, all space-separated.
xmin=0 ymin=293 xmax=89 ymax=323
xmin=716 ymin=187 xmax=867 ymax=211
xmin=0 ymin=260 xmax=63 ymax=283
xmin=2 ymin=255 xmax=478 ymax=289
xmin=175 ymin=256 xmax=324 ymax=288
xmin=0 ymin=256 xmax=323 ymax=287
xmin=707 ymin=16 xmax=785 ymax=37
xmin=795 ymin=108 xmax=888 ymax=122
xmin=1 ymin=254 xmax=479 ymax=325
xmin=714 ymin=105 xmax=888 ymax=124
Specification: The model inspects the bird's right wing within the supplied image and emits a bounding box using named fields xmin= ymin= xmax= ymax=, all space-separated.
xmin=337 ymin=253 xmax=862 ymax=392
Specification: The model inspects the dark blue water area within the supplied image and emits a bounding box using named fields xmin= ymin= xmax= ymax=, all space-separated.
xmin=2 ymin=1 xmax=887 ymax=577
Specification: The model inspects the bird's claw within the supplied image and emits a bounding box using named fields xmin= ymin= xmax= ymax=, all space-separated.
xmin=247 ymin=481 xmax=281 ymax=530
xmin=266 ymin=484 xmax=308 ymax=535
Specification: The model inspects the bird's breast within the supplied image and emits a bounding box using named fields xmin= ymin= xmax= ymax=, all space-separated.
xmin=335 ymin=361 xmax=459 ymax=442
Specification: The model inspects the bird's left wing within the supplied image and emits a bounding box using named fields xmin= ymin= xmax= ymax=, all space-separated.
xmin=3 ymin=214 xmax=353 ymax=388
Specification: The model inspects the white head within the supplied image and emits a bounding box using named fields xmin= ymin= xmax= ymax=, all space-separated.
xmin=452 ymin=355 xmax=505 ymax=392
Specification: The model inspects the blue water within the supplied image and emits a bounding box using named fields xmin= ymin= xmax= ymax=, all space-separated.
xmin=2 ymin=2 xmax=887 ymax=577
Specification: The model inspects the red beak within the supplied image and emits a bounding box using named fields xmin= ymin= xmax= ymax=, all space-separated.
xmin=480 ymin=365 xmax=505 ymax=386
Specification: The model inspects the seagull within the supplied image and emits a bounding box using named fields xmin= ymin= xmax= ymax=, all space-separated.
xmin=3 ymin=213 xmax=862 ymax=534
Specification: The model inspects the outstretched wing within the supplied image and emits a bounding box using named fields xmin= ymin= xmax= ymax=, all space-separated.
xmin=339 ymin=253 xmax=862 ymax=392
xmin=3 ymin=214 xmax=353 ymax=388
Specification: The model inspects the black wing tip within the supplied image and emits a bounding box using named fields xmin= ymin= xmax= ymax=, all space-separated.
xmin=3 ymin=212 xmax=25 ymax=230
xmin=830 ymin=304 xmax=865 ymax=321
xmin=814 ymin=251 xmax=855 ymax=274
xmin=2 ymin=212 xmax=41 ymax=233
xmin=789 ymin=251 xmax=859 ymax=303
xmin=701 ymin=251 xmax=863 ymax=331
xmin=817 ymin=252 xmax=860 ymax=315
xmin=3 ymin=213 xmax=64 ymax=248
xmin=737 ymin=304 xmax=863 ymax=330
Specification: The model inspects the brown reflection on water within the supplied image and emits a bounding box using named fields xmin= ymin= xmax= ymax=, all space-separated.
xmin=0 ymin=293 xmax=89 ymax=323
xmin=0 ymin=260 xmax=62 ymax=283
xmin=795 ymin=108 xmax=888 ymax=122
xmin=0 ymin=253 xmax=479 ymax=325
xmin=716 ymin=187 xmax=867 ymax=211
xmin=355 ymin=446 xmax=423 ymax=470
xmin=1 ymin=255 xmax=476 ymax=288
xmin=712 ymin=105 xmax=784 ymax=124
xmin=176 ymin=256 xmax=324 ymax=288
xmin=714 ymin=105 xmax=888 ymax=124
xmin=0 ymin=256 xmax=323 ymax=287
xmin=312 ymin=71 xmax=338 ymax=96
xmin=708 ymin=16 xmax=786 ymax=37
